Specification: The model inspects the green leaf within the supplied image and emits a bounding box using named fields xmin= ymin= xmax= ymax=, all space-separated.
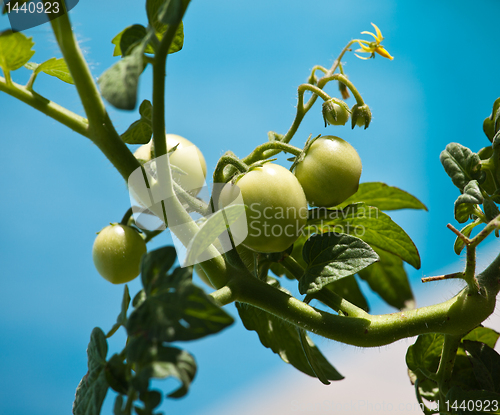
xmin=463 ymin=340 xmax=500 ymax=393
xmin=307 ymin=203 xmax=421 ymax=269
xmin=107 ymin=285 xmax=131 ymax=338
xmin=158 ymin=0 xmax=186 ymax=25
xmin=98 ymin=43 xmax=145 ymax=110
xmin=112 ymin=24 xmax=148 ymax=57
xmin=463 ymin=327 xmax=500 ymax=349
xmin=236 ymin=281 xmax=343 ymax=383
xmin=339 ymin=182 xmax=427 ymax=211
xmin=127 ymin=250 xmax=234 ymax=342
xmin=0 ymin=30 xmax=35 ymax=73
xmin=299 ymin=233 xmax=379 ymax=295
xmin=146 ymin=0 xmax=184 ymax=53
xmin=454 ymin=220 xmax=481 ymax=255
xmin=121 ymin=100 xmax=153 ymax=145
xmin=325 ymin=275 xmax=369 ymax=312
xmin=184 ymin=203 xmax=246 ymax=266
xmin=357 ymin=246 xmax=415 ymax=310
xmin=440 ymin=143 xmax=484 ymax=191
xmin=25 ymin=57 xmax=74 ymax=84
xmin=140 ymin=246 xmax=178 ymax=295
xmin=454 ymin=180 xmax=483 ymax=223
xmin=446 ymin=386 xmax=500 ymax=414
xmin=133 ymin=346 xmax=197 ymax=398
xmin=484 ymin=199 xmax=500 ymax=222
xmin=72 ymin=328 xmax=109 ymax=415
xmin=136 ymin=390 xmax=162 ymax=414
xmin=483 ymin=97 xmax=500 ymax=142
xmin=406 ymin=333 xmax=444 ymax=379
xmin=105 ymin=354 xmax=129 ymax=395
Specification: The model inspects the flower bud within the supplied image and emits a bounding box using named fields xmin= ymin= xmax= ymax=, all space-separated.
xmin=338 ymin=80 xmax=350 ymax=100
xmin=351 ymin=103 xmax=372 ymax=129
xmin=322 ymin=98 xmax=350 ymax=126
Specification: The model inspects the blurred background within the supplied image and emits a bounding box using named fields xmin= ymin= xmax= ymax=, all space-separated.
xmin=1 ymin=0 xmax=499 ymax=414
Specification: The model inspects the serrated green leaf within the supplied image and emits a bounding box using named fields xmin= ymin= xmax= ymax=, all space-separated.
xmin=184 ymin=203 xmax=246 ymax=266
xmin=107 ymin=285 xmax=131 ymax=338
xmin=454 ymin=180 xmax=483 ymax=223
xmin=121 ymin=99 xmax=153 ymax=144
xmin=463 ymin=340 xmax=500 ymax=393
xmin=357 ymin=246 xmax=414 ymax=310
xmin=307 ymin=203 xmax=421 ymax=269
xmin=133 ymin=346 xmax=196 ymax=398
xmin=236 ymin=282 xmax=343 ymax=383
xmin=299 ymin=233 xmax=379 ymax=295
xmin=339 ymin=182 xmax=427 ymax=211
xmin=463 ymin=327 xmax=500 ymax=349
xmin=72 ymin=327 xmax=109 ymax=415
xmin=440 ymin=143 xmax=484 ymax=191
xmin=98 ymin=43 xmax=144 ymax=110
xmin=0 ymin=30 xmax=35 ymax=72
xmin=454 ymin=220 xmax=481 ymax=255
xmin=26 ymin=57 xmax=74 ymax=84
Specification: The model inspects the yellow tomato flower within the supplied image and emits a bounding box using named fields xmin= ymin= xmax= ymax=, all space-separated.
xmin=355 ymin=23 xmax=394 ymax=60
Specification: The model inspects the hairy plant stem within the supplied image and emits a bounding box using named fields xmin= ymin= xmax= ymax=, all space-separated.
xmin=436 ymin=334 xmax=462 ymax=401
xmin=250 ymin=40 xmax=358 ymax=163
xmin=48 ymin=3 xmax=140 ymax=181
xmin=147 ymin=3 xmax=229 ymax=289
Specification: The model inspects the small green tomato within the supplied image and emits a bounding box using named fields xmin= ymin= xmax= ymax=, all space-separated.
xmin=133 ymin=134 xmax=207 ymax=196
xmin=294 ymin=136 xmax=362 ymax=207
xmin=92 ymin=223 xmax=147 ymax=284
xmin=322 ymin=99 xmax=350 ymax=126
xmin=219 ymin=163 xmax=308 ymax=253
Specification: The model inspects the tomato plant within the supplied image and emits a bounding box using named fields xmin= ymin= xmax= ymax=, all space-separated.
xmin=92 ymin=224 xmax=147 ymax=284
xmin=294 ymin=135 xmax=362 ymax=207
xmin=1 ymin=2 xmax=500 ymax=415
xmin=219 ymin=163 xmax=308 ymax=253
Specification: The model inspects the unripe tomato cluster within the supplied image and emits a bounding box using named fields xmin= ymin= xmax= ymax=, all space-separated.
xmin=218 ymin=135 xmax=362 ymax=254
xmin=93 ymin=133 xmax=362 ymax=285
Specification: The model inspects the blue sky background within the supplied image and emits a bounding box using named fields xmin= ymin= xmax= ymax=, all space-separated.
xmin=1 ymin=1 xmax=500 ymax=414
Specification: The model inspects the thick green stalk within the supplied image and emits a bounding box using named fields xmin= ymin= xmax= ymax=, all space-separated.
xmin=49 ymin=3 xmax=140 ymax=181
xmin=225 ymin=247 xmax=500 ymax=348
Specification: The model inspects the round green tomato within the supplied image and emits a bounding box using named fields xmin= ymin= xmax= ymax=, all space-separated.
xmin=133 ymin=134 xmax=207 ymax=196
xmin=294 ymin=136 xmax=362 ymax=207
xmin=92 ymin=223 xmax=147 ymax=284
xmin=219 ymin=163 xmax=308 ymax=253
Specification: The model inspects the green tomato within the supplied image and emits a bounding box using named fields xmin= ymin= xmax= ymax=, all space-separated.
xmin=323 ymin=100 xmax=350 ymax=126
xmin=294 ymin=136 xmax=362 ymax=207
xmin=133 ymin=134 xmax=207 ymax=196
xmin=92 ymin=223 xmax=147 ymax=284
xmin=219 ymin=163 xmax=308 ymax=253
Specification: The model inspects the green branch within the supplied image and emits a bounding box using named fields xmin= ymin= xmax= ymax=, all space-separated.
xmin=226 ymin=249 xmax=500 ymax=347
xmin=48 ymin=2 xmax=141 ymax=181
xmin=0 ymin=76 xmax=89 ymax=137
